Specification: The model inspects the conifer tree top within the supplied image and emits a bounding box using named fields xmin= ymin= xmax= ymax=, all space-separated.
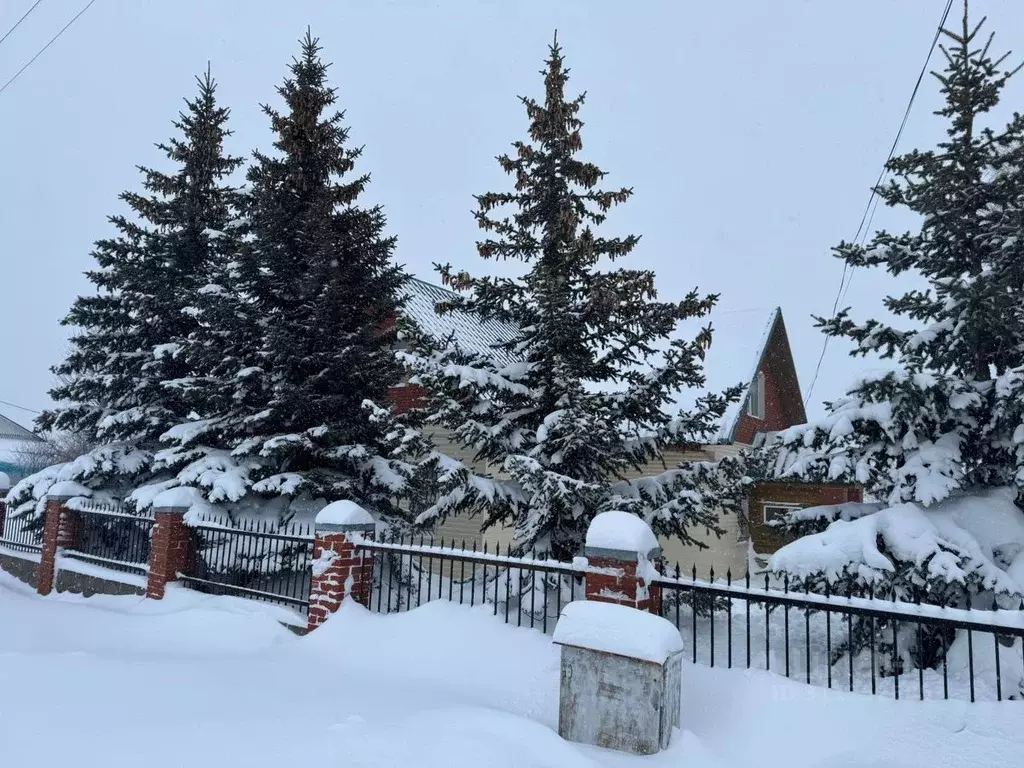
xmin=821 ymin=4 xmax=1024 ymax=381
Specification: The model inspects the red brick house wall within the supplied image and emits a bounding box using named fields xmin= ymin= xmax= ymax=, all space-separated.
xmin=748 ymin=482 xmax=864 ymax=554
xmin=732 ymin=314 xmax=806 ymax=445
xmin=389 ymin=384 xmax=426 ymax=414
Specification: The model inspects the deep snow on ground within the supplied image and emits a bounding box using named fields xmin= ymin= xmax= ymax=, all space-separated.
xmin=0 ymin=573 xmax=1022 ymax=768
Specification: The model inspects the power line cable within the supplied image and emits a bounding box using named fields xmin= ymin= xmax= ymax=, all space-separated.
xmin=0 ymin=0 xmax=44 ymax=48
xmin=0 ymin=398 xmax=41 ymax=415
xmin=804 ymin=0 xmax=955 ymax=406
xmin=0 ymin=0 xmax=96 ymax=96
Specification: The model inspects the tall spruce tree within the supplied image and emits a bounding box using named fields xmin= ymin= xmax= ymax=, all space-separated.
xmin=161 ymin=32 xmax=421 ymax=523
xmin=15 ymin=69 xmax=244 ymax=507
xmin=763 ymin=4 xmax=1024 ymax=657
xmin=769 ymin=5 xmax=1024 ymax=506
xmin=403 ymin=37 xmax=743 ymax=561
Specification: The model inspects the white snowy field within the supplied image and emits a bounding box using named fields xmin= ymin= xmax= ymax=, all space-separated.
xmin=0 ymin=573 xmax=1021 ymax=768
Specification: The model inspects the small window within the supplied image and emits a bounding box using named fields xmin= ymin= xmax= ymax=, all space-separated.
xmin=746 ymin=371 xmax=765 ymax=420
xmin=762 ymin=502 xmax=802 ymax=526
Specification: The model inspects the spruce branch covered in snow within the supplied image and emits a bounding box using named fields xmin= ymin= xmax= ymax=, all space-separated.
xmin=403 ymin=36 xmax=742 ymax=561
xmin=160 ymin=32 xmax=426 ymax=526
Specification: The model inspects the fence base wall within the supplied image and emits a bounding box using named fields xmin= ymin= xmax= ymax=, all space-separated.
xmin=55 ymin=568 xmax=146 ymax=598
xmin=0 ymin=551 xmax=38 ymax=588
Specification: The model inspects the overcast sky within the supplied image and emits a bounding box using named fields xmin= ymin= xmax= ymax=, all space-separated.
xmin=3 ymin=0 xmax=1024 ymax=430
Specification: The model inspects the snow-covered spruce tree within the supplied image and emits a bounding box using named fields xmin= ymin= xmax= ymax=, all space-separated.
xmin=763 ymin=6 xmax=1024 ymax=681
xmin=8 ymin=69 xmax=244 ymax=519
xmin=158 ymin=32 xmax=426 ymax=528
xmin=403 ymin=37 xmax=744 ymax=562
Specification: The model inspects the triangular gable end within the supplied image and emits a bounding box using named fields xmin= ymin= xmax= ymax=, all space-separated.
xmin=725 ymin=309 xmax=806 ymax=445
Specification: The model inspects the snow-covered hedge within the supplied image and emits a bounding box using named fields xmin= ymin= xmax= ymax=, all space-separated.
xmin=768 ymin=488 xmax=1024 ymax=676
xmin=770 ymin=487 xmax=1024 ymax=603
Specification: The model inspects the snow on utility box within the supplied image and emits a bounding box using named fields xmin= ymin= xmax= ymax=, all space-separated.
xmin=553 ymin=600 xmax=683 ymax=756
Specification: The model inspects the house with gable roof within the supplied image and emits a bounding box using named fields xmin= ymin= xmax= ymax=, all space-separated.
xmin=389 ymin=278 xmax=858 ymax=576
xmin=0 ymin=412 xmax=46 ymax=485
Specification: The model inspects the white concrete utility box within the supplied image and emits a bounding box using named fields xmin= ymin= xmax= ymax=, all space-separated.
xmin=553 ymin=600 xmax=684 ymax=755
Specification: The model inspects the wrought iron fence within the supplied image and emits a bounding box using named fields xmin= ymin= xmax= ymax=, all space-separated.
xmin=0 ymin=508 xmax=43 ymax=554
xmin=63 ymin=501 xmax=154 ymax=575
xmin=654 ymin=567 xmax=1024 ymax=703
xmin=357 ymin=532 xmax=586 ymax=633
xmin=179 ymin=516 xmax=314 ymax=611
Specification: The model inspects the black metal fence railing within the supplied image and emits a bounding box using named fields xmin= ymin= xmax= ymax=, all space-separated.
xmin=654 ymin=568 xmax=1024 ymax=703
xmin=63 ymin=501 xmax=154 ymax=575
xmin=0 ymin=509 xmax=43 ymax=555
xmin=180 ymin=516 xmax=314 ymax=612
xmin=356 ymin=532 xmax=585 ymax=634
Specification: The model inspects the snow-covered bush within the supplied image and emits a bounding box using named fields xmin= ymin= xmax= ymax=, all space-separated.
xmin=769 ymin=488 xmax=1024 ymax=676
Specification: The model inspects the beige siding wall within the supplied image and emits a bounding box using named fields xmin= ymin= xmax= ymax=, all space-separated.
xmin=423 ymin=426 xmax=517 ymax=550
xmin=630 ymin=443 xmax=750 ymax=578
xmin=422 ymin=427 xmax=750 ymax=573
xmin=657 ymin=513 xmax=747 ymax=581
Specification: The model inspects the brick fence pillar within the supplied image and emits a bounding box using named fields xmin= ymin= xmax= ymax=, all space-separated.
xmin=0 ymin=473 xmax=8 ymax=541
xmin=38 ymin=494 xmax=80 ymax=596
xmin=584 ymin=512 xmax=663 ymax=616
xmin=147 ymin=505 xmax=193 ymax=599
xmin=308 ymin=501 xmax=376 ymax=632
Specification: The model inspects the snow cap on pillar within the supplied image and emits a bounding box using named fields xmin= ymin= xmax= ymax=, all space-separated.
xmin=0 ymin=471 xmax=9 ymax=492
xmin=151 ymin=486 xmax=202 ymax=513
xmin=315 ymin=500 xmax=376 ymax=532
xmin=46 ymin=480 xmax=92 ymax=502
xmin=585 ymin=510 xmax=660 ymax=561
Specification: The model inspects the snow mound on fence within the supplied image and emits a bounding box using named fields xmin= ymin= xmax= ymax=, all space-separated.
xmin=770 ymin=487 xmax=1024 ymax=593
xmin=553 ymin=600 xmax=683 ymax=663
xmin=585 ymin=510 xmax=659 ymax=553
xmin=315 ymin=500 xmax=374 ymax=527
xmin=47 ymin=480 xmax=92 ymax=499
xmin=151 ymin=486 xmax=204 ymax=510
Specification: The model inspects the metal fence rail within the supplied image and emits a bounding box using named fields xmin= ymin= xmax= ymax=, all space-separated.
xmin=654 ymin=568 xmax=1024 ymax=703
xmin=0 ymin=510 xmax=43 ymax=554
xmin=356 ymin=533 xmax=584 ymax=634
xmin=180 ymin=516 xmax=314 ymax=611
xmin=63 ymin=501 xmax=153 ymax=575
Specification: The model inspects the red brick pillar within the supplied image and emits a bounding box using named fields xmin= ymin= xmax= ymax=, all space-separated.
xmin=147 ymin=506 xmax=193 ymax=599
xmin=584 ymin=513 xmax=663 ymax=616
xmin=38 ymin=495 xmax=79 ymax=596
xmin=307 ymin=504 xmax=376 ymax=631
xmin=0 ymin=471 xmax=9 ymax=540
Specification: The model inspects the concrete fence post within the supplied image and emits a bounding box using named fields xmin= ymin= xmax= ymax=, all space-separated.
xmin=584 ymin=511 xmax=663 ymax=616
xmin=307 ymin=501 xmax=376 ymax=632
xmin=147 ymin=505 xmax=193 ymax=599
xmin=38 ymin=493 xmax=80 ymax=596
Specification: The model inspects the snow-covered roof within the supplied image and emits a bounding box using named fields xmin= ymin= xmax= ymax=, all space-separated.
xmin=0 ymin=413 xmax=41 ymax=442
xmin=402 ymin=278 xmax=519 ymax=367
